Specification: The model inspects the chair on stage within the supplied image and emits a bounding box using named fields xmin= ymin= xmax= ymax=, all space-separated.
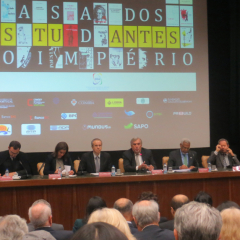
xmin=162 ymin=156 xmax=169 ymax=167
xmin=118 ymin=158 xmax=125 ymax=173
xmin=201 ymin=156 xmax=209 ymax=168
xmin=37 ymin=162 xmax=45 ymax=176
xmin=74 ymin=160 xmax=81 ymax=173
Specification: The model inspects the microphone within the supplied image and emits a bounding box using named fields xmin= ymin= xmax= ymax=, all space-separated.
xmin=19 ymin=161 xmax=31 ymax=178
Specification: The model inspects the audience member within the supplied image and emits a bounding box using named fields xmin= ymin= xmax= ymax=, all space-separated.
xmin=113 ymin=198 xmax=138 ymax=234
xmin=0 ymin=140 xmax=31 ymax=177
xmin=88 ymin=208 xmax=136 ymax=240
xmin=132 ymin=200 xmax=175 ymax=240
xmin=44 ymin=142 xmax=75 ymax=175
xmin=138 ymin=191 xmax=168 ymax=223
xmin=174 ymin=201 xmax=222 ymax=240
xmin=159 ymin=194 xmax=189 ymax=231
xmin=217 ymin=200 xmax=240 ymax=211
xmin=71 ymin=222 xmax=128 ymax=240
xmin=28 ymin=199 xmax=73 ymax=240
xmin=23 ymin=230 xmax=56 ymax=240
xmin=73 ymin=196 xmax=107 ymax=233
xmin=194 ymin=191 xmax=213 ymax=206
xmin=28 ymin=222 xmax=64 ymax=232
xmin=0 ymin=214 xmax=28 ymax=240
xmin=220 ymin=207 xmax=240 ymax=240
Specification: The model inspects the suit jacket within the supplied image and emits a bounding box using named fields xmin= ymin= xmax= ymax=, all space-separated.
xmin=123 ymin=148 xmax=157 ymax=172
xmin=168 ymin=149 xmax=198 ymax=170
xmin=78 ymin=151 xmax=112 ymax=173
xmin=134 ymin=225 xmax=175 ymax=240
xmin=158 ymin=219 xmax=174 ymax=231
xmin=128 ymin=222 xmax=138 ymax=234
xmin=44 ymin=154 xmax=75 ymax=175
xmin=34 ymin=227 xmax=73 ymax=240
xmin=0 ymin=150 xmax=31 ymax=176
xmin=28 ymin=222 xmax=64 ymax=232
xmin=208 ymin=151 xmax=240 ymax=168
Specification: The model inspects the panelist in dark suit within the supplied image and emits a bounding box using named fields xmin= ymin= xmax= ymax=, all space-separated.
xmin=78 ymin=138 xmax=112 ymax=173
xmin=133 ymin=200 xmax=175 ymax=240
xmin=29 ymin=199 xmax=73 ymax=240
xmin=208 ymin=138 xmax=240 ymax=168
xmin=44 ymin=142 xmax=75 ymax=175
xmin=0 ymin=141 xmax=31 ymax=177
xmin=168 ymin=138 xmax=198 ymax=170
xmin=123 ymin=137 xmax=156 ymax=172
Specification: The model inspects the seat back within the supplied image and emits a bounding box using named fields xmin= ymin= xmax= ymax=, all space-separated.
xmin=118 ymin=158 xmax=125 ymax=173
xmin=162 ymin=156 xmax=169 ymax=167
xmin=37 ymin=162 xmax=45 ymax=176
xmin=201 ymin=156 xmax=209 ymax=168
xmin=74 ymin=160 xmax=80 ymax=173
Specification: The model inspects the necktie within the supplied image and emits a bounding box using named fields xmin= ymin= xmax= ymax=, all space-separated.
xmin=136 ymin=154 xmax=140 ymax=166
xmin=183 ymin=154 xmax=188 ymax=166
xmin=95 ymin=156 xmax=100 ymax=173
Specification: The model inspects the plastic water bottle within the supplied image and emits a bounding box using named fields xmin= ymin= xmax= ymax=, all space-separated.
xmin=208 ymin=163 xmax=212 ymax=172
xmin=5 ymin=169 xmax=9 ymax=177
xmin=163 ymin=163 xmax=167 ymax=174
xmin=111 ymin=165 xmax=115 ymax=176
xmin=58 ymin=167 xmax=62 ymax=177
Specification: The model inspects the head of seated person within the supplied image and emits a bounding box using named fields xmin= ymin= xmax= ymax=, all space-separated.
xmin=217 ymin=200 xmax=240 ymax=212
xmin=52 ymin=142 xmax=69 ymax=161
xmin=72 ymin=222 xmax=128 ymax=240
xmin=194 ymin=191 xmax=213 ymax=206
xmin=88 ymin=208 xmax=136 ymax=240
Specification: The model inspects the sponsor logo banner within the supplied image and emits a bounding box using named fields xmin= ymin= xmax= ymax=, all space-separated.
xmin=92 ymin=112 xmax=112 ymax=118
xmin=136 ymin=98 xmax=149 ymax=104
xmin=0 ymin=98 xmax=15 ymax=109
xmin=78 ymin=100 xmax=94 ymax=105
xmin=30 ymin=116 xmax=49 ymax=120
xmin=1 ymin=115 xmax=16 ymax=119
xmin=105 ymin=98 xmax=124 ymax=107
xmin=50 ymin=125 xmax=69 ymax=131
xmin=27 ymin=99 xmax=45 ymax=106
xmin=124 ymin=123 xmax=149 ymax=129
xmin=0 ymin=124 xmax=12 ymax=135
xmin=61 ymin=113 xmax=77 ymax=119
xmin=125 ymin=110 xmax=135 ymax=116
xmin=146 ymin=111 xmax=162 ymax=118
xmin=21 ymin=124 xmax=41 ymax=135
xmin=163 ymin=98 xmax=192 ymax=103
xmin=173 ymin=112 xmax=192 ymax=115
xmin=83 ymin=125 xmax=111 ymax=130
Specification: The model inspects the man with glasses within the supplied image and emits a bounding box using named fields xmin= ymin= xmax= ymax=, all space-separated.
xmin=168 ymin=138 xmax=198 ymax=170
xmin=0 ymin=141 xmax=31 ymax=177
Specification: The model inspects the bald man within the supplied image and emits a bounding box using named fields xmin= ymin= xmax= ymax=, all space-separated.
xmin=113 ymin=198 xmax=138 ymax=234
xmin=159 ymin=194 xmax=189 ymax=231
xmin=28 ymin=199 xmax=73 ymax=240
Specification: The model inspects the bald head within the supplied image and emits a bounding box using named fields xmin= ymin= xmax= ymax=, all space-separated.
xmin=113 ymin=198 xmax=133 ymax=221
xmin=171 ymin=194 xmax=189 ymax=217
xmin=28 ymin=200 xmax=52 ymax=229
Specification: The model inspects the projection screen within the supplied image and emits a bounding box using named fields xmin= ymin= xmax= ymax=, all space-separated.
xmin=0 ymin=0 xmax=209 ymax=152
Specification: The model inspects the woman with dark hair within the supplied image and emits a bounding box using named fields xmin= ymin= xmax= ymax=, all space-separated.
xmin=194 ymin=191 xmax=213 ymax=206
xmin=44 ymin=142 xmax=74 ymax=175
xmin=71 ymin=222 xmax=128 ymax=240
xmin=73 ymin=196 xmax=107 ymax=233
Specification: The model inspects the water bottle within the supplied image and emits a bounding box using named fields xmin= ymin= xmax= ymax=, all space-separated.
xmin=163 ymin=163 xmax=167 ymax=174
xmin=58 ymin=167 xmax=62 ymax=177
xmin=208 ymin=163 xmax=212 ymax=172
xmin=5 ymin=169 xmax=9 ymax=177
xmin=111 ymin=165 xmax=115 ymax=176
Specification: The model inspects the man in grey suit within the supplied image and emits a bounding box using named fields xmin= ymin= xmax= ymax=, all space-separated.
xmin=208 ymin=138 xmax=240 ymax=168
xmin=168 ymin=138 xmax=198 ymax=170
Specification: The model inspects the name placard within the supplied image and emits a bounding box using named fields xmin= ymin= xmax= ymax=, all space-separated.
xmin=99 ymin=172 xmax=111 ymax=177
xmin=151 ymin=170 xmax=163 ymax=174
xmin=49 ymin=174 xmax=61 ymax=179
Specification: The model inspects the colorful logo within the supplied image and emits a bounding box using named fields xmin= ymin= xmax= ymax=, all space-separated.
xmin=0 ymin=124 xmax=12 ymax=135
xmin=93 ymin=73 xmax=102 ymax=85
xmin=61 ymin=113 xmax=77 ymax=119
xmin=105 ymin=98 xmax=124 ymax=107
xmin=136 ymin=98 xmax=149 ymax=104
xmin=71 ymin=99 xmax=77 ymax=106
xmin=21 ymin=124 xmax=41 ymax=135
xmin=50 ymin=125 xmax=69 ymax=131
xmin=53 ymin=98 xmax=60 ymax=104
xmin=125 ymin=110 xmax=135 ymax=116
xmin=30 ymin=116 xmax=49 ymax=120
xmin=27 ymin=99 xmax=45 ymax=106
xmin=124 ymin=123 xmax=133 ymax=129
xmin=146 ymin=111 xmax=153 ymax=118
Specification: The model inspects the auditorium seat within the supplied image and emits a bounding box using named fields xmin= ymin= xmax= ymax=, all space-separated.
xmin=201 ymin=156 xmax=209 ymax=168
xmin=119 ymin=158 xmax=125 ymax=173
xmin=162 ymin=156 xmax=169 ymax=167
xmin=74 ymin=160 xmax=80 ymax=173
xmin=37 ymin=162 xmax=45 ymax=176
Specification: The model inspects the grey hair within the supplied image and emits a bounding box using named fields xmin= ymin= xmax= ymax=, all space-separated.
xmin=218 ymin=138 xmax=229 ymax=145
xmin=113 ymin=199 xmax=133 ymax=215
xmin=91 ymin=138 xmax=102 ymax=147
xmin=0 ymin=215 xmax=28 ymax=240
xmin=130 ymin=138 xmax=142 ymax=145
xmin=132 ymin=200 xmax=159 ymax=228
xmin=174 ymin=201 xmax=222 ymax=240
xmin=28 ymin=199 xmax=52 ymax=229
xmin=180 ymin=138 xmax=190 ymax=144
